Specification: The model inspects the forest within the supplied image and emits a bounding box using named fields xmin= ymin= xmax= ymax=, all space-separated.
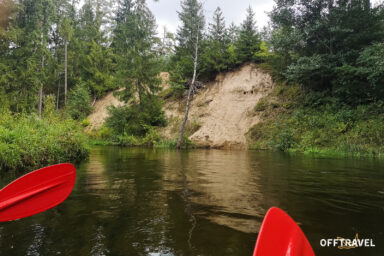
xmin=0 ymin=0 xmax=384 ymax=171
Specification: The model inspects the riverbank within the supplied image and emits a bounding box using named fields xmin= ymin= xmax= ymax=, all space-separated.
xmin=87 ymin=129 xmax=195 ymax=149
xmin=247 ymin=81 xmax=384 ymax=158
xmin=0 ymin=111 xmax=89 ymax=172
xmin=84 ymin=63 xmax=384 ymax=158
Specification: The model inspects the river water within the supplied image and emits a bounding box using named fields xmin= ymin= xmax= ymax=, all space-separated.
xmin=0 ymin=146 xmax=383 ymax=256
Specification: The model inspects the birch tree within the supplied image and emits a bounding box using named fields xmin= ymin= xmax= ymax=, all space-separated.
xmin=173 ymin=0 xmax=205 ymax=149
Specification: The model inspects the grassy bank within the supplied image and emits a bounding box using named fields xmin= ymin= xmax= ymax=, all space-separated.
xmin=248 ymin=82 xmax=384 ymax=158
xmin=0 ymin=111 xmax=89 ymax=172
xmin=88 ymin=127 xmax=195 ymax=149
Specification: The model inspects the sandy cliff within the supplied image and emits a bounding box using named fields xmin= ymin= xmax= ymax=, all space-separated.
xmin=87 ymin=64 xmax=274 ymax=148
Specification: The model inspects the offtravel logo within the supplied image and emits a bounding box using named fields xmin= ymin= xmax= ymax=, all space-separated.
xmin=320 ymin=234 xmax=375 ymax=249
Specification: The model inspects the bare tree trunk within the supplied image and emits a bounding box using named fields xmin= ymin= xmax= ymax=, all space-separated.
xmin=38 ymin=55 xmax=45 ymax=118
xmin=91 ymin=95 xmax=97 ymax=107
xmin=177 ymin=32 xmax=199 ymax=149
xmin=38 ymin=86 xmax=43 ymax=117
xmin=56 ymin=80 xmax=60 ymax=110
xmin=64 ymin=39 xmax=68 ymax=106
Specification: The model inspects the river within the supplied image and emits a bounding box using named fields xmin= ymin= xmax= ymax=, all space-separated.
xmin=0 ymin=146 xmax=383 ymax=256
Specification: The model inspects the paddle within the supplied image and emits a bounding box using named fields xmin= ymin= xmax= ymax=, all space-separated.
xmin=253 ymin=207 xmax=315 ymax=256
xmin=0 ymin=163 xmax=76 ymax=222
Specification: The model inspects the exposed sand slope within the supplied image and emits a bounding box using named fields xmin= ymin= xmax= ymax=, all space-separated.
xmin=86 ymin=73 xmax=170 ymax=131
xmin=87 ymin=64 xmax=273 ymax=148
xmin=86 ymin=89 xmax=125 ymax=131
xmin=163 ymin=63 xmax=273 ymax=149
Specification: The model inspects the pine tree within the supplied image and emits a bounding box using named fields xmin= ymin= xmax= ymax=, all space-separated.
xmin=209 ymin=7 xmax=226 ymax=42
xmin=113 ymin=0 xmax=161 ymax=104
xmin=200 ymin=6 xmax=229 ymax=79
xmin=176 ymin=0 xmax=205 ymax=53
xmin=227 ymin=22 xmax=239 ymax=44
xmin=75 ymin=0 xmax=115 ymax=103
xmin=159 ymin=26 xmax=176 ymax=57
xmin=0 ymin=0 xmax=56 ymax=113
xmin=172 ymin=0 xmax=205 ymax=81
xmin=236 ymin=6 xmax=260 ymax=63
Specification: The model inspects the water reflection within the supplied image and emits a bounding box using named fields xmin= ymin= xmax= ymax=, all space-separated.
xmin=0 ymin=147 xmax=382 ymax=256
xmin=170 ymin=150 xmax=265 ymax=234
xmin=26 ymin=224 xmax=45 ymax=256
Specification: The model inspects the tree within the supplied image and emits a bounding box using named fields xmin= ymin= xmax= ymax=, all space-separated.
xmin=159 ymin=26 xmax=176 ymax=57
xmin=209 ymin=7 xmax=226 ymax=42
xmin=171 ymin=0 xmax=205 ymax=81
xmin=236 ymin=6 xmax=260 ymax=63
xmin=60 ymin=17 xmax=73 ymax=106
xmin=200 ymin=6 xmax=229 ymax=79
xmin=270 ymin=0 xmax=384 ymax=102
xmin=227 ymin=22 xmax=239 ymax=44
xmin=75 ymin=0 xmax=115 ymax=102
xmin=0 ymin=0 xmax=55 ymax=113
xmin=67 ymin=83 xmax=92 ymax=120
xmin=113 ymin=0 xmax=161 ymax=104
xmin=172 ymin=0 xmax=205 ymax=149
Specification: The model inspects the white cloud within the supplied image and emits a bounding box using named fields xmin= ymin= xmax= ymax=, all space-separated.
xmin=147 ymin=0 xmax=276 ymax=35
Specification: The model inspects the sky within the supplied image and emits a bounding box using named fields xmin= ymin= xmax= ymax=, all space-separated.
xmin=147 ymin=0 xmax=276 ymax=35
xmin=147 ymin=0 xmax=383 ymax=35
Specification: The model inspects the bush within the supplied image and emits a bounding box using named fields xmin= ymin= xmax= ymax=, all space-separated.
xmin=106 ymin=95 xmax=166 ymax=137
xmin=81 ymin=118 xmax=90 ymax=127
xmin=67 ymin=84 xmax=92 ymax=120
xmin=0 ymin=112 xmax=89 ymax=172
xmin=254 ymin=99 xmax=268 ymax=112
xmin=248 ymin=85 xmax=384 ymax=156
xmin=273 ymin=128 xmax=295 ymax=151
xmin=114 ymin=128 xmax=162 ymax=147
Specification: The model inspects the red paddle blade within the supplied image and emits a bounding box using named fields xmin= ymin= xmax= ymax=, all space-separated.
xmin=253 ymin=207 xmax=315 ymax=256
xmin=0 ymin=163 xmax=76 ymax=222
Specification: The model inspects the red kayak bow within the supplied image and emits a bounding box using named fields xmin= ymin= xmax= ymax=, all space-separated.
xmin=0 ymin=163 xmax=76 ymax=222
xmin=253 ymin=207 xmax=315 ymax=256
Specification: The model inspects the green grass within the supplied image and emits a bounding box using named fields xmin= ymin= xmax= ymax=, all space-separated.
xmin=87 ymin=125 xmax=196 ymax=149
xmin=248 ymin=85 xmax=384 ymax=158
xmin=0 ymin=110 xmax=89 ymax=172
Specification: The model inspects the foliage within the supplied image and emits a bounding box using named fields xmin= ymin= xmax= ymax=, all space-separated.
xmin=269 ymin=0 xmax=384 ymax=103
xmin=0 ymin=111 xmax=89 ymax=171
xmin=105 ymin=95 xmax=166 ymax=137
xmin=113 ymin=0 xmax=161 ymax=104
xmin=170 ymin=0 xmax=205 ymax=85
xmin=333 ymin=43 xmax=384 ymax=103
xmin=235 ymin=6 xmax=261 ymax=63
xmin=199 ymin=7 xmax=230 ymax=80
xmin=81 ymin=118 xmax=90 ymax=127
xmin=254 ymin=99 xmax=268 ymax=112
xmin=0 ymin=0 xmax=115 ymax=113
xmin=67 ymin=84 xmax=92 ymax=120
xmin=253 ymin=41 xmax=273 ymax=63
xmin=248 ymin=88 xmax=384 ymax=157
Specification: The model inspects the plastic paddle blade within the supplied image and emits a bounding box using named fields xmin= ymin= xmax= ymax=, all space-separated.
xmin=0 ymin=163 xmax=76 ymax=222
xmin=253 ymin=207 xmax=315 ymax=256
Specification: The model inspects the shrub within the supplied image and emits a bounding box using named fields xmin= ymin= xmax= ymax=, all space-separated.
xmin=67 ymin=84 xmax=92 ymax=120
xmin=81 ymin=118 xmax=90 ymax=127
xmin=0 ymin=112 xmax=89 ymax=172
xmin=248 ymin=99 xmax=384 ymax=157
xmin=254 ymin=99 xmax=268 ymax=112
xmin=106 ymin=94 xmax=166 ymax=137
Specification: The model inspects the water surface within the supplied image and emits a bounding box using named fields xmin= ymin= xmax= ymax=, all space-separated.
xmin=0 ymin=147 xmax=383 ymax=255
